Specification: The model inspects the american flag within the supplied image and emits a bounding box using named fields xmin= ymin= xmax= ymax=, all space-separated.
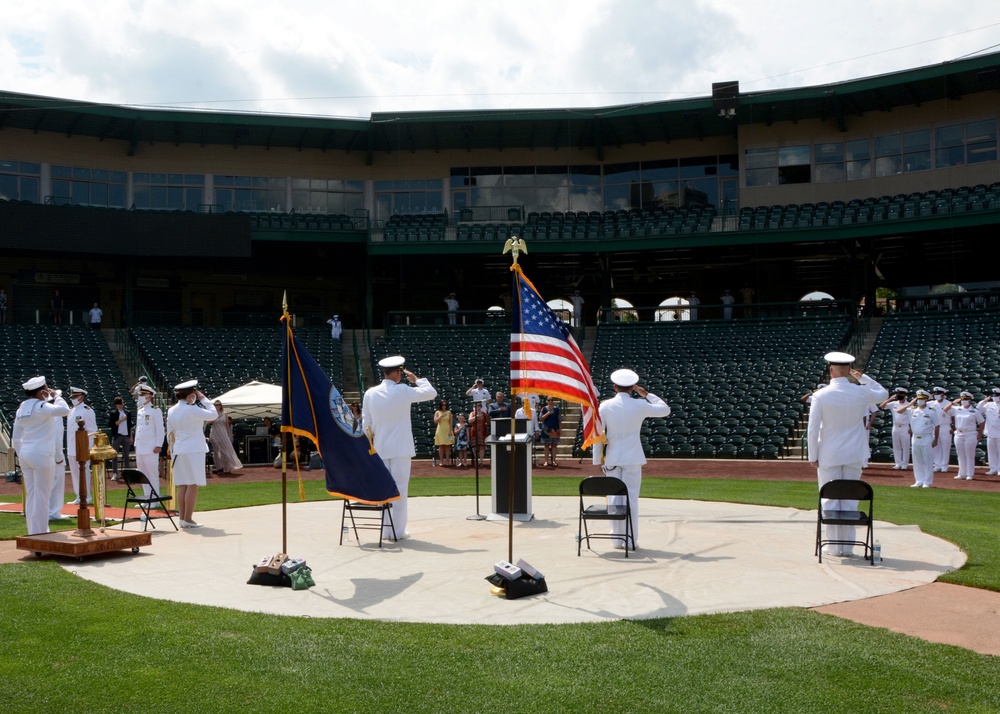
xmin=510 ymin=267 xmax=603 ymax=449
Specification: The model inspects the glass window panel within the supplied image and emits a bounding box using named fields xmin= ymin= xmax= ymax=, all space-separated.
xmin=718 ymin=154 xmax=739 ymax=176
xmin=504 ymin=172 xmax=535 ymax=187
xmin=292 ymin=179 xmax=309 ymax=190
xmin=167 ymin=186 xmax=184 ymax=209
xmin=744 ymin=148 xmax=776 ymax=170
xmin=149 ymin=173 xmax=166 ymax=183
xmin=51 ymin=179 xmax=71 ymax=198
xmin=133 ymin=187 xmax=150 ymax=209
xmin=343 ymin=193 xmax=363 ymax=213
xmin=745 ymin=167 xmax=778 ymax=187
xmin=935 ymin=146 xmax=965 ymax=168
xmin=374 ymin=180 xmax=393 ymax=191
xmin=108 ymin=184 xmax=125 ymax=208
xmin=215 ymin=189 xmax=232 ymax=211
xmin=185 ymin=174 xmax=204 ymax=185
xmin=845 ymin=139 xmax=871 ymax=161
xmin=393 ymin=194 xmax=410 ymax=213
xmin=185 ymin=187 xmax=202 ymax=210
xmin=679 ymin=156 xmax=715 ymax=178
xmin=967 ymin=119 xmax=996 ymax=143
xmin=52 ymin=165 xmax=72 ymax=178
xmin=504 ymin=165 xmax=534 ymax=175
xmin=903 ymin=130 xmax=930 ymax=152
xmin=640 ymin=158 xmax=677 ymax=180
xmin=0 ymin=174 xmax=16 ymax=200
xmin=814 ymin=142 xmax=843 ymax=163
xmin=778 ymin=146 xmax=809 ymax=166
xmin=235 ymin=176 xmax=252 ymax=187
xmin=967 ymin=142 xmax=997 ymax=164
xmin=151 ymin=185 xmax=167 ymax=207
xmin=20 ymin=161 xmax=41 ymax=174
xmin=0 ymin=160 xmax=15 ymax=172
xmin=133 ymin=173 xmax=150 ymax=184
xmin=409 ymin=192 xmax=425 ymax=213
xmin=215 ymin=175 xmax=233 ymax=187
xmin=90 ymin=182 xmax=108 ymax=206
xmin=20 ymin=176 xmax=40 ymax=203
xmin=603 ymin=183 xmax=631 ymax=211
xmin=267 ymin=189 xmax=284 ymax=211
xmin=72 ymin=167 xmax=90 ymax=180
xmin=935 ymin=124 xmax=964 ymax=148
xmin=427 ymin=179 xmax=442 ymax=189
xmin=393 ymin=180 xmax=410 ymax=190
xmin=168 ymin=173 xmax=184 ymax=184
xmin=110 ymin=171 xmax=127 ymax=183
xmin=292 ymin=190 xmax=310 ymax=212
xmin=875 ymin=155 xmax=901 ymax=177
xmin=569 ymin=185 xmax=602 ymax=212
xmin=778 ymin=165 xmax=810 ymax=184
xmin=814 ymin=163 xmax=846 ymax=183
xmin=346 ymin=180 xmax=363 ymax=191
xmin=604 ymin=162 xmax=640 ymax=182
xmin=91 ymin=169 xmax=108 ymax=181
xmin=648 ymin=180 xmax=679 ymax=208
xmin=71 ymin=181 xmax=90 ymax=205
xmin=875 ymin=135 xmax=900 ymax=157
xmin=903 ymin=150 xmax=931 ymax=172
xmin=535 ymin=167 xmax=567 ymax=187
xmin=846 ymin=160 xmax=871 ymax=180
xmin=684 ymin=177 xmax=718 ymax=207
xmin=534 ymin=187 xmax=568 ymax=213
xmin=425 ymin=190 xmax=442 ymax=212
xmin=569 ymin=165 xmax=602 ymax=185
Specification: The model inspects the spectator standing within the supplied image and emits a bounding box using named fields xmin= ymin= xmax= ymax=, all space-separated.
xmin=0 ymin=287 xmax=8 ymax=323
xmin=444 ymin=292 xmax=459 ymax=325
xmin=465 ymin=378 xmax=489 ymax=408
xmin=488 ymin=391 xmax=511 ymax=420
xmin=720 ymin=289 xmax=735 ymax=319
xmin=570 ymin=290 xmax=585 ymax=327
xmin=433 ymin=399 xmax=454 ymax=466
xmin=539 ymin=396 xmax=561 ymax=467
xmin=209 ymin=401 xmax=243 ymax=475
xmin=740 ymin=283 xmax=755 ymax=318
xmin=51 ymin=289 xmax=64 ymax=324
xmin=688 ymin=292 xmax=700 ymax=320
xmin=89 ymin=302 xmax=103 ymax=329
xmin=468 ymin=402 xmax=490 ymax=465
xmin=106 ymin=396 xmax=133 ymax=479
xmin=453 ymin=414 xmax=469 ymax=467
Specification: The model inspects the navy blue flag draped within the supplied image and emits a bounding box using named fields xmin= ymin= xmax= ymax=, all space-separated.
xmin=280 ymin=317 xmax=400 ymax=504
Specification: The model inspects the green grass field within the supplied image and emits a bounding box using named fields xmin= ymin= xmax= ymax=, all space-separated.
xmin=3 ymin=476 xmax=999 ymax=713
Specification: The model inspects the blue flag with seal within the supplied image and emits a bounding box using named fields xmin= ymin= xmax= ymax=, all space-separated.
xmin=280 ymin=317 xmax=400 ymax=504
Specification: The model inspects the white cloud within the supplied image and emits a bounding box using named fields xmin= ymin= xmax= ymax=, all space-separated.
xmin=1 ymin=0 xmax=998 ymax=117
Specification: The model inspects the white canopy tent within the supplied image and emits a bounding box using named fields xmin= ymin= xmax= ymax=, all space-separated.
xmin=210 ymin=381 xmax=282 ymax=420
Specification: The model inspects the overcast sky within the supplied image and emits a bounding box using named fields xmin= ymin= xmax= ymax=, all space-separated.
xmin=2 ymin=1 xmax=999 ymax=119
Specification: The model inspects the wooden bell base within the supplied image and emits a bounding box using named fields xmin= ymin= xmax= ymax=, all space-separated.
xmin=16 ymin=529 xmax=152 ymax=561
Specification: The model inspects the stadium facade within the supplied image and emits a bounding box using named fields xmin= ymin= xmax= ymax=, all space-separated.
xmin=1 ymin=51 xmax=998 ymax=329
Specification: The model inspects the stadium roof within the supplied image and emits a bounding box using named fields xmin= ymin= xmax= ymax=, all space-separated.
xmin=2 ymin=51 xmax=999 ymax=161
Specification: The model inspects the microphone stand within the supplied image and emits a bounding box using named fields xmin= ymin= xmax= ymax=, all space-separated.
xmin=467 ymin=406 xmax=485 ymax=521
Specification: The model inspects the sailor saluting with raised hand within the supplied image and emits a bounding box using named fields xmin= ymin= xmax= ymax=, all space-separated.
xmin=12 ymin=376 xmax=71 ymax=535
xmin=594 ymin=368 xmax=671 ymax=550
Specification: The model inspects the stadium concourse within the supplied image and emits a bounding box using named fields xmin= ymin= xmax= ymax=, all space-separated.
xmin=2 ymin=460 xmax=998 ymax=656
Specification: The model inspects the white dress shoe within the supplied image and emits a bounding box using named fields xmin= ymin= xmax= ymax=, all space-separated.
xmin=66 ymin=498 xmax=80 ymax=505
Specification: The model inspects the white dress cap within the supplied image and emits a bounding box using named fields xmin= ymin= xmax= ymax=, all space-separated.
xmin=174 ymin=379 xmax=199 ymax=390
xmin=22 ymin=376 xmax=46 ymax=391
xmin=611 ymin=368 xmax=639 ymax=388
xmin=378 ymin=356 xmax=406 ymax=369
xmin=824 ymin=351 xmax=855 ymax=365
xmin=137 ymin=384 xmax=156 ymax=395
xmin=68 ymin=386 xmax=88 ymax=396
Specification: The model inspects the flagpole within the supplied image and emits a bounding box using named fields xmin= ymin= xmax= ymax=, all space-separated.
xmin=281 ymin=291 xmax=289 ymax=555
xmin=503 ymin=237 xmax=528 ymax=565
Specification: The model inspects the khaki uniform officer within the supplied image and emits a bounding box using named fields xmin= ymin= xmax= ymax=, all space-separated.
xmin=363 ymin=356 xmax=437 ymax=540
xmin=595 ymin=368 xmax=671 ymax=549
xmin=12 ymin=376 xmax=71 ymax=535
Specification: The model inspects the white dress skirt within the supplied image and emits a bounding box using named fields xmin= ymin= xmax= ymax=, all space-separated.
xmin=173 ymin=452 xmax=207 ymax=486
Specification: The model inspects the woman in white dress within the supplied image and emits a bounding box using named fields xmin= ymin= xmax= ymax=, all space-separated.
xmin=209 ymin=402 xmax=243 ymax=474
xmin=166 ymin=380 xmax=217 ymax=528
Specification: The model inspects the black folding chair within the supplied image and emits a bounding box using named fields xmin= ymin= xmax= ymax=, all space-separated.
xmin=578 ymin=476 xmax=633 ymax=557
xmin=340 ymin=501 xmax=396 ymax=547
xmin=120 ymin=468 xmax=178 ymax=531
xmin=816 ymin=479 xmax=874 ymax=564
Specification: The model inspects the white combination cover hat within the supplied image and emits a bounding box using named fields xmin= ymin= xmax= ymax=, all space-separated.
xmin=174 ymin=379 xmax=199 ymax=390
xmin=824 ymin=351 xmax=855 ymax=364
xmin=68 ymin=385 xmax=88 ymax=395
xmin=610 ymin=368 xmax=639 ymax=387
xmin=378 ymin=355 xmax=406 ymax=369
xmin=22 ymin=375 xmax=46 ymax=391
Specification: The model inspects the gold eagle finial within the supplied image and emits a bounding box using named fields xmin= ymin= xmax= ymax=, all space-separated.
xmin=503 ymin=237 xmax=527 ymax=266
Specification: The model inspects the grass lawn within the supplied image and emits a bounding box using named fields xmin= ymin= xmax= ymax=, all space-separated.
xmin=3 ymin=476 xmax=999 ymax=712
